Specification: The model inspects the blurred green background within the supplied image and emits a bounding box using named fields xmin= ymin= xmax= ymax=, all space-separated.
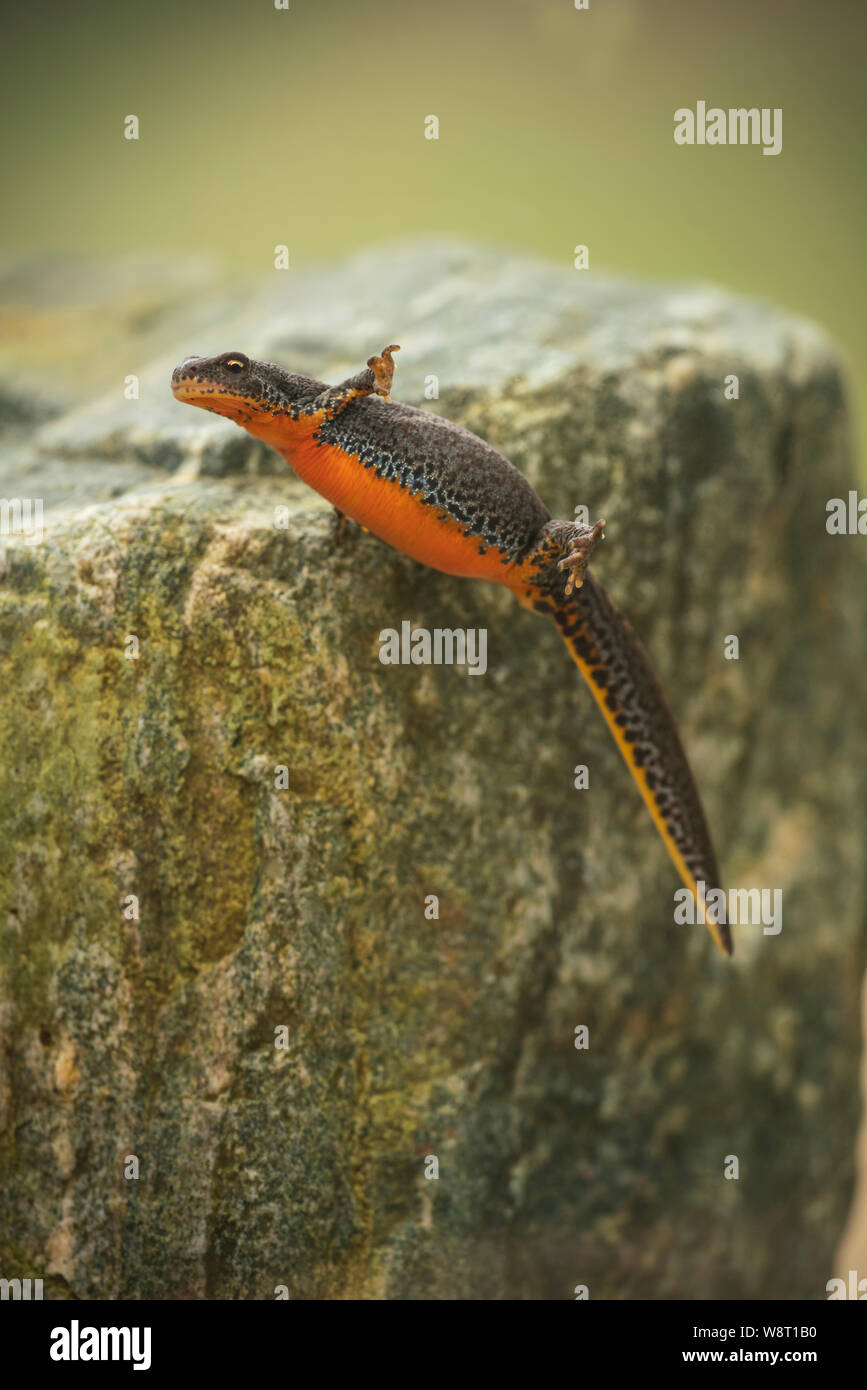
xmin=3 ymin=0 xmax=865 ymax=464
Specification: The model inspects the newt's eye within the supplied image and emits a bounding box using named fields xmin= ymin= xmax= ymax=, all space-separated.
xmin=223 ymin=354 xmax=249 ymax=374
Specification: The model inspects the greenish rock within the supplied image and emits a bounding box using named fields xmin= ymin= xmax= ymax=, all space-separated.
xmin=0 ymin=244 xmax=864 ymax=1300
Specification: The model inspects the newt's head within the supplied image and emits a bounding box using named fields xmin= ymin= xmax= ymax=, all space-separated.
xmin=171 ymin=352 xmax=316 ymax=434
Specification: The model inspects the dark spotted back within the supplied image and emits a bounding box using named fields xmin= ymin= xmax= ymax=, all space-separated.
xmin=315 ymin=398 xmax=551 ymax=563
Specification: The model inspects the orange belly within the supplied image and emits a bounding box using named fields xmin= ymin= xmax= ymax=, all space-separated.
xmin=280 ymin=426 xmax=518 ymax=585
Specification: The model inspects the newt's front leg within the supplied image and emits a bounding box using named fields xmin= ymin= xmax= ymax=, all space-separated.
xmin=332 ymin=507 xmax=362 ymax=545
xmin=366 ymin=344 xmax=400 ymax=400
xmin=313 ymin=344 xmax=400 ymax=419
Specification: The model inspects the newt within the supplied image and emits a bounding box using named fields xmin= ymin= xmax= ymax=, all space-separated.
xmin=171 ymin=344 xmax=732 ymax=956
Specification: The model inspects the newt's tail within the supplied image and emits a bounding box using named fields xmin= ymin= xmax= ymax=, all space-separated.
xmin=525 ymin=571 xmax=731 ymax=957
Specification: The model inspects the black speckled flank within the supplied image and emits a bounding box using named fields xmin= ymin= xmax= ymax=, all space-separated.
xmin=314 ymin=396 xmax=551 ymax=564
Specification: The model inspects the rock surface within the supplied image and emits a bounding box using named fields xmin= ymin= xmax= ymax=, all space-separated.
xmin=0 ymin=244 xmax=864 ymax=1300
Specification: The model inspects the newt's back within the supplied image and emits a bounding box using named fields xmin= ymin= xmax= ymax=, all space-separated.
xmin=313 ymin=396 xmax=551 ymax=568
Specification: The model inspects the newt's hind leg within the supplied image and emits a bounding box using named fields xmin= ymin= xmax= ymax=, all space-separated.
xmin=519 ymin=516 xmax=607 ymax=600
xmin=556 ymin=517 xmax=606 ymax=595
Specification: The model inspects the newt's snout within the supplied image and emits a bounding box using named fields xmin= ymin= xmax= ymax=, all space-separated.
xmin=171 ymin=356 xmax=203 ymax=388
xmin=171 ymin=355 xmax=217 ymax=402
